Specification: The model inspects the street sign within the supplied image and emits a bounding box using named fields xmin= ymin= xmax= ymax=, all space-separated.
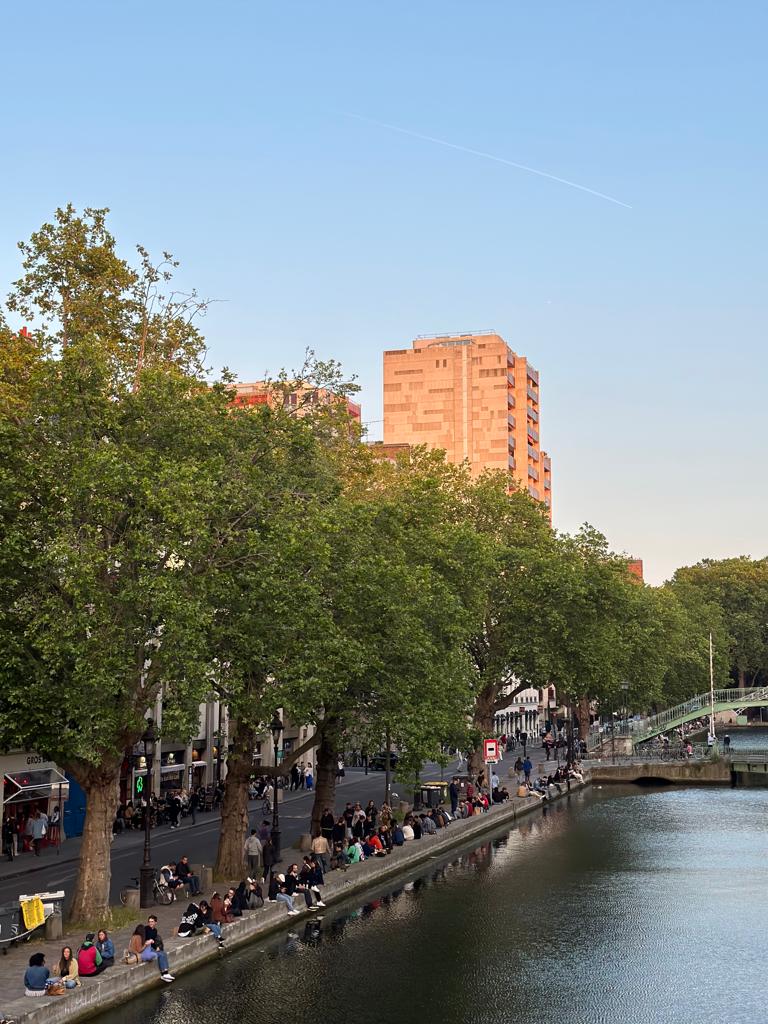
xmin=483 ymin=738 xmax=500 ymax=763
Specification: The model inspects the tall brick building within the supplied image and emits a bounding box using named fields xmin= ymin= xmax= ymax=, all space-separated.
xmin=383 ymin=331 xmax=551 ymax=514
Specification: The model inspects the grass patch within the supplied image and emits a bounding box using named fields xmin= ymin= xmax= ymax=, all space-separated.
xmin=68 ymin=906 xmax=137 ymax=934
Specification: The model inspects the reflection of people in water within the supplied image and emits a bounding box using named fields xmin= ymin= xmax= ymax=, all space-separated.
xmin=303 ymin=921 xmax=322 ymax=947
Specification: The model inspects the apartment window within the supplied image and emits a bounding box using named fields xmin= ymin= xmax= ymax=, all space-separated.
xmin=443 ymin=359 xmax=447 ymax=367
xmin=394 ymin=369 xmax=423 ymax=375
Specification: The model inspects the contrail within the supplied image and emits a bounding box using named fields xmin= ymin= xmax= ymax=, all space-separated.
xmin=343 ymin=112 xmax=632 ymax=210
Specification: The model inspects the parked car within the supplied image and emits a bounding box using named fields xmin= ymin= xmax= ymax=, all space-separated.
xmin=369 ymin=752 xmax=399 ymax=772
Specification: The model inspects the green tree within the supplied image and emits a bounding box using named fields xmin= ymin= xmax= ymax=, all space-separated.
xmin=0 ymin=207 xmax=226 ymax=920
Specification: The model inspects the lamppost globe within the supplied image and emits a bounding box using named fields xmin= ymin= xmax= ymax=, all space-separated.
xmin=269 ymin=715 xmax=283 ymax=863
xmin=139 ymin=719 xmax=156 ymax=908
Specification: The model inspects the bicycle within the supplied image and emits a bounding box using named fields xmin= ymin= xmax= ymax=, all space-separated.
xmin=119 ymin=872 xmax=175 ymax=907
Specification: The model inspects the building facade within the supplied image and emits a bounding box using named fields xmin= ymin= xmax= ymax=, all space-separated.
xmin=233 ymin=381 xmax=361 ymax=423
xmin=382 ymin=332 xmax=551 ymax=514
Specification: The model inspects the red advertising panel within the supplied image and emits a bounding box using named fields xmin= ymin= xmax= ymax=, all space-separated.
xmin=483 ymin=738 xmax=500 ymax=763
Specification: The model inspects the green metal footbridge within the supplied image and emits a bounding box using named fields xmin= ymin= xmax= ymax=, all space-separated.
xmin=588 ymin=687 xmax=768 ymax=752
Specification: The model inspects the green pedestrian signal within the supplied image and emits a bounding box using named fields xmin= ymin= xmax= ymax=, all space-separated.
xmin=136 ymin=777 xmax=144 ymax=793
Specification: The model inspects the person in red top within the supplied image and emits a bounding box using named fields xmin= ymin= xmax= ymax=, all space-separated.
xmin=76 ymin=934 xmax=104 ymax=976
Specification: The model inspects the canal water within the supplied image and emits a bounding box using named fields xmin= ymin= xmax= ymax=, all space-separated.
xmin=99 ymin=783 xmax=768 ymax=1024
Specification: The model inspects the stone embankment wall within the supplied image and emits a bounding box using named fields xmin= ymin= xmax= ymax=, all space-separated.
xmin=8 ymin=778 xmax=588 ymax=1024
xmin=591 ymin=761 xmax=729 ymax=784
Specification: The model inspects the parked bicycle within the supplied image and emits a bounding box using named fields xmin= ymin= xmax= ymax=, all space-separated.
xmin=119 ymin=871 xmax=174 ymax=907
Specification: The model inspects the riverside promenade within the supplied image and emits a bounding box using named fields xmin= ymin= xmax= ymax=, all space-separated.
xmin=0 ymin=774 xmax=588 ymax=1024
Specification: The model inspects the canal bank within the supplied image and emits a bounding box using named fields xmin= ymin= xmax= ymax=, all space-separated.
xmin=2 ymin=778 xmax=589 ymax=1024
xmin=96 ymin=783 xmax=768 ymax=1024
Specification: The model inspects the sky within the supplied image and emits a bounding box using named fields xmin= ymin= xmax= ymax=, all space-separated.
xmin=1 ymin=1 xmax=766 ymax=584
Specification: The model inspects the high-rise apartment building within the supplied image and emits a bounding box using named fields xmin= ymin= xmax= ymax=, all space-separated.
xmin=383 ymin=331 xmax=551 ymax=514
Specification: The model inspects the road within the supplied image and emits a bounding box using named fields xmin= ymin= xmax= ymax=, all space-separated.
xmin=0 ymin=760 xmax=469 ymax=911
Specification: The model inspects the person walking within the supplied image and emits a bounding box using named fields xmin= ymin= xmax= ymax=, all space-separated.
xmin=310 ymin=832 xmax=330 ymax=873
xmin=523 ymin=757 xmax=533 ymax=783
xmin=31 ymin=811 xmax=48 ymax=856
xmin=244 ymin=830 xmax=263 ymax=875
xmin=262 ymin=836 xmax=277 ymax=882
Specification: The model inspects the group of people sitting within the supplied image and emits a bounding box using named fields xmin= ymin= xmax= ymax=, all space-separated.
xmin=23 ymin=931 xmax=116 ymax=995
xmin=525 ymin=762 xmax=585 ymax=799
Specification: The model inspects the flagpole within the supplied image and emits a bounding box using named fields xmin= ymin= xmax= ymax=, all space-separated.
xmin=709 ymin=632 xmax=716 ymax=747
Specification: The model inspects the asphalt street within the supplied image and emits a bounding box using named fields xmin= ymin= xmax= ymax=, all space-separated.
xmin=0 ymin=759 xmax=477 ymax=912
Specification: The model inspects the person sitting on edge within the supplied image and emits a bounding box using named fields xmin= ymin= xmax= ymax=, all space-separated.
xmin=297 ymin=859 xmax=325 ymax=909
xmin=361 ymin=836 xmax=376 ymax=858
xmin=401 ymin=818 xmax=414 ymax=841
xmin=330 ymin=841 xmax=349 ymax=870
xmin=177 ymin=901 xmax=204 ymax=938
xmin=24 ymin=952 xmax=49 ymax=996
xmin=197 ymin=900 xmax=225 ymax=947
xmin=127 ymin=925 xmax=174 ymax=982
xmin=412 ymin=815 xmax=423 ymax=838
xmin=77 ymin=933 xmax=104 ymax=976
xmin=52 ymin=947 xmax=80 ymax=989
xmin=211 ymin=890 xmax=233 ymax=924
xmin=96 ymin=929 xmax=115 ymax=969
xmin=160 ymin=862 xmax=185 ymax=897
xmin=392 ymin=823 xmax=405 ymax=846
xmin=274 ymin=873 xmax=299 ymax=915
xmin=346 ymin=838 xmax=363 ymax=863
xmin=176 ymin=855 xmax=201 ymax=895
xmin=420 ymin=813 xmax=437 ymax=835
xmin=232 ymin=880 xmax=253 ymax=915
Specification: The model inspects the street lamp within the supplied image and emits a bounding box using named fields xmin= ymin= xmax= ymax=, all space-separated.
xmin=270 ymin=714 xmax=283 ymax=863
xmin=139 ymin=719 xmax=156 ymax=909
xmin=621 ymin=681 xmax=630 ymax=744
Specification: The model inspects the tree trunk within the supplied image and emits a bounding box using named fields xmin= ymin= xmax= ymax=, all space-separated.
xmin=214 ymin=720 xmax=255 ymax=881
xmin=738 ymin=668 xmax=746 ymax=689
xmin=469 ymin=681 xmax=496 ymax=775
xmin=310 ymin=721 xmax=339 ymax=836
xmin=577 ymin=693 xmax=591 ymax=744
xmin=67 ymin=764 xmax=120 ymax=923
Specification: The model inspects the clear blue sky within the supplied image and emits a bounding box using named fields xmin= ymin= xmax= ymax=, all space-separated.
xmin=2 ymin=1 xmax=766 ymax=583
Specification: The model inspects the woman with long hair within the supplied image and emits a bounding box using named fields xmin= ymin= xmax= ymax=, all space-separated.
xmin=52 ymin=946 xmax=80 ymax=988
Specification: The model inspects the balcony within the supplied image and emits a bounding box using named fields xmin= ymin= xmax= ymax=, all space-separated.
xmin=529 ymin=465 xmax=539 ymax=481
xmin=507 ymin=392 xmax=516 ymax=408
xmin=527 ymin=425 xmax=539 ymax=443
xmin=527 ymin=366 xmax=539 ymax=385
xmin=544 ymin=477 xmax=551 ymax=490
xmin=527 ymin=445 xmax=539 ymax=461
xmin=508 ymin=455 xmax=516 ymax=471
xmin=507 ymin=373 xmax=516 ymax=388
xmin=508 ymin=435 xmax=516 ymax=450
xmin=527 ymin=405 xmax=538 ymax=423
xmin=508 ymin=414 xmax=516 ymax=430
xmin=528 ymin=484 xmax=540 ymax=500
xmin=527 ymin=385 xmax=538 ymax=403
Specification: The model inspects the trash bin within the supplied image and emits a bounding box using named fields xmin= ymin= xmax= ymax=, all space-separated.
xmin=421 ymin=784 xmax=445 ymax=809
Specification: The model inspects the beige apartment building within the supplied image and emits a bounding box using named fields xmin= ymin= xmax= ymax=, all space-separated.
xmin=383 ymin=331 xmax=552 ymax=514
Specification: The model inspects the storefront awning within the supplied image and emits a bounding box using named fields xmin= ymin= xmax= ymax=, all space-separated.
xmin=3 ymin=767 xmax=68 ymax=805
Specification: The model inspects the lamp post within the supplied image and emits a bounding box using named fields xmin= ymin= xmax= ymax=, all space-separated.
xmin=621 ymin=681 xmax=630 ymax=752
xmin=139 ymin=719 xmax=156 ymax=909
xmin=270 ymin=714 xmax=283 ymax=863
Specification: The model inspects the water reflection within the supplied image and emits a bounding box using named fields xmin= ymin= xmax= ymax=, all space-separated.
xmin=96 ymin=786 xmax=768 ymax=1024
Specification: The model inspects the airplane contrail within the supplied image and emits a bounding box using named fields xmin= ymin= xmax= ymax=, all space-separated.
xmin=343 ymin=111 xmax=632 ymax=210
